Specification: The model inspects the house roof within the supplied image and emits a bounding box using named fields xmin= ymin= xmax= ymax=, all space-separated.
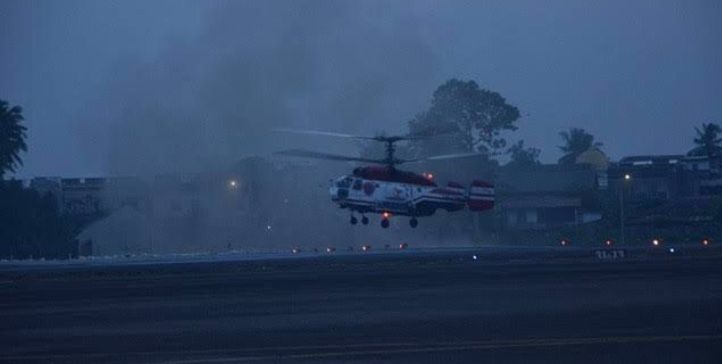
xmin=619 ymin=155 xmax=685 ymax=166
xmin=575 ymin=147 xmax=609 ymax=170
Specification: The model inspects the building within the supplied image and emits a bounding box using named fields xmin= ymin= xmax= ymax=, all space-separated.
xmin=609 ymin=155 xmax=684 ymax=202
xmin=609 ymin=154 xmax=722 ymax=201
xmin=29 ymin=176 xmax=149 ymax=218
xmin=681 ymin=155 xmax=722 ymax=197
xmin=497 ymin=162 xmax=605 ymax=230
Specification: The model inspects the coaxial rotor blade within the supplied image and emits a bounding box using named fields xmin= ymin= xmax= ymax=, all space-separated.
xmin=400 ymin=152 xmax=483 ymax=164
xmin=274 ymin=128 xmax=424 ymax=143
xmin=273 ymin=128 xmax=377 ymax=140
xmin=276 ymin=149 xmax=384 ymax=164
xmin=424 ymin=152 xmax=483 ymax=161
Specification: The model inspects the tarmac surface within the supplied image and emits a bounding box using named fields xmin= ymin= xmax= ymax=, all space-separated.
xmin=2 ymin=246 xmax=722 ymax=363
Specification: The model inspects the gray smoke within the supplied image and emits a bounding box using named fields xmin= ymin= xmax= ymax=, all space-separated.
xmin=85 ymin=1 xmax=438 ymax=176
xmin=79 ymin=1 xmax=478 ymax=254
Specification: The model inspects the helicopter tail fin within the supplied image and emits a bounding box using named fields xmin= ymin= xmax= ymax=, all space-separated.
xmin=467 ymin=180 xmax=494 ymax=211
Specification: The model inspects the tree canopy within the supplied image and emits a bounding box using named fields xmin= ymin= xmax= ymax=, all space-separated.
xmin=688 ymin=122 xmax=722 ymax=157
xmin=408 ymin=79 xmax=520 ymax=158
xmin=558 ymin=128 xmax=602 ymax=165
xmin=0 ymin=100 xmax=27 ymax=178
xmin=506 ymin=140 xmax=541 ymax=168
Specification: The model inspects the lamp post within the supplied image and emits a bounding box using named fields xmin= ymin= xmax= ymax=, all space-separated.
xmin=620 ymin=173 xmax=631 ymax=245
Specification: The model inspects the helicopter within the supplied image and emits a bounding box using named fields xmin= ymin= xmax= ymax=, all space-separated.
xmin=275 ymin=129 xmax=495 ymax=228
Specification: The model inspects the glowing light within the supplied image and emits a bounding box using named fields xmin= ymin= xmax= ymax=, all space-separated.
xmin=228 ymin=179 xmax=238 ymax=188
xmin=382 ymin=212 xmax=391 ymax=219
xmin=266 ymin=225 xmax=272 ymax=231
xmin=669 ymin=248 xmax=675 ymax=253
xmin=560 ymin=240 xmax=568 ymax=246
xmin=652 ymin=239 xmax=660 ymax=246
xmin=703 ymin=239 xmax=710 ymax=246
xmin=624 ymin=174 xmax=631 ymax=180
xmin=605 ymin=240 xmax=612 ymax=246
xmin=472 ymin=255 xmax=478 ymax=260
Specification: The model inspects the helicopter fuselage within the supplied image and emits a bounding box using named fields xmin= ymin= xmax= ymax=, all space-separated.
xmin=274 ymin=129 xmax=495 ymax=228
xmin=329 ymin=166 xmax=494 ymax=226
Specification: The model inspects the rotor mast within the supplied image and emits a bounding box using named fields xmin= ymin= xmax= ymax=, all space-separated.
xmin=376 ymin=135 xmax=406 ymax=169
xmin=384 ymin=139 xmax=396 ymax=168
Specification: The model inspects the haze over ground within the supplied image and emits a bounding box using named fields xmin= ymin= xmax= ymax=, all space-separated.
xmin=1 ymin=0 xmax=720 ymax=178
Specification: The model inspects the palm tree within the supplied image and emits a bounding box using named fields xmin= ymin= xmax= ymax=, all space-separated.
xmin=689 ymin=122 xmax=722 ymax=157
xmin=558 ymin=128 xmax=602 ymax=165
xmin=0 ymin=100 xmax=27 ymax=178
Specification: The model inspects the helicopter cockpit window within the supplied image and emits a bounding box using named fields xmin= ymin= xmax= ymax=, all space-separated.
xmin=336 ymin=177 xmax=352 ymax=188
xmin=352 ymin=179 xmax=363 ymax=190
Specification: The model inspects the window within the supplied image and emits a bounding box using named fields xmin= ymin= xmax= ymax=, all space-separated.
xmin=336 ymin=177 xmax=351 ymax=188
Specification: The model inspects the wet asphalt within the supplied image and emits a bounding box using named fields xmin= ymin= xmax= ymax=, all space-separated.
xmin=2 ymin=246 xmax=722 ymax=363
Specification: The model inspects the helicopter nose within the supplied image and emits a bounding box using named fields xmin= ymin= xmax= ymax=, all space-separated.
xmin=330 ymin=187 xmax=348 ymax=201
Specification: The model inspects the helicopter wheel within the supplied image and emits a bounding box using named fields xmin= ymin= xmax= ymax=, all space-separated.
xmin=409 ymin=218 xmax=418 ymax=228
xmin=381 ymin=218 xmax=390 ymax=229
xmin=350 ymin=216 xmax=358 ymax=225
xmin=361 ymin=216 xmax=369 ymax=225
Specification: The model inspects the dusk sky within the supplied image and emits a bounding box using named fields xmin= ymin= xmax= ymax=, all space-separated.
xmin=1 ymin=0 xmax=720 ymax=177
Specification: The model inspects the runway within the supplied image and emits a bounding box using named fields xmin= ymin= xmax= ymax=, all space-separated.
xmin=2 ymin=246 xmax=722 ymax=363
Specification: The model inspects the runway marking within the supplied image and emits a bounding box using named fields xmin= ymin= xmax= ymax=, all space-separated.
xmin=4 ymin=335 xmax=722 ymax=362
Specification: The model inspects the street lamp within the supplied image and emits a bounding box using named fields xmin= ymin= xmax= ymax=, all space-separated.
xmin=620 ymin=173 xmax=631 ymax=245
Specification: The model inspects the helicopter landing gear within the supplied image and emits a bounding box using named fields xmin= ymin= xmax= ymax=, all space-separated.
xmin=409 ymin=218 xmax=418 ymax=228
xmin=350 ymin=215 xmax=358 ymax=225
xmin=361 ymin=216 xmax=369 ymax=225
xmin=381 ymin=218 xmax=390 ymax=229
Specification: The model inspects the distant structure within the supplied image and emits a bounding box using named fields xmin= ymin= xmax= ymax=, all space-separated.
xmin=610 ymin=154 xmax=722 ymax=200
xmin=608 ymin=154 xmax=722 ymax=231
xmin=498 ymin=148 xmax=721 ymax=241
xmin=28 ymin=157 xmax=352 ymax=256
xmin=29 ymin=177 xmax=145 ymax=218
xmin=497 ymin=147 xmax=609 ymax=230
xmin=26 ymin=149 xmax=721 ymax=250
xmin=575 ymin=147 xmax=610 ymax=170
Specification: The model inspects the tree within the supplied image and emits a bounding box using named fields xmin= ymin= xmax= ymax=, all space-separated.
xmin=0 ymin=100 xmax=27 ymax=178
xmin=408 ymin=79 xmax=520 ymax=158
xmin=0 ymin=180 xmax=78 ymax=259
xmin=688 ymin=122 xmax=722 ymax=157
xmin=558 ymin=128 xmax=602 ymax=165
xmin=0 ymin=101 xmax=80 ymax=259
xmin=506 ymin=140 xmax=541 ymax=168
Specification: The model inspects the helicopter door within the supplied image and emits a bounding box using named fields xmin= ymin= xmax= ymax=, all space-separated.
xmin=378 ymin=183 xmax=409 ymax=212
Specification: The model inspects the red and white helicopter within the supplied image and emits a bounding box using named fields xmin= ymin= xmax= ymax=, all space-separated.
xmin=276 ymin=129 xmax=494 ymax=228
